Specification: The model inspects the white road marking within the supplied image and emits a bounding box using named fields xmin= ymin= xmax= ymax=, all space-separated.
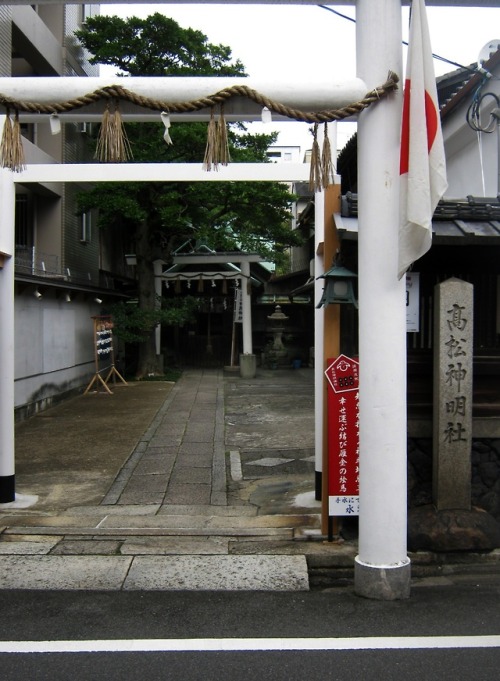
xmin=0 ymin=636 xmax=500 ymax=654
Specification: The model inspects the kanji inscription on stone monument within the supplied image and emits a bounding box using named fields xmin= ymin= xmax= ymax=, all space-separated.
xmin=433 ymin=278 xmax=473 ymax=510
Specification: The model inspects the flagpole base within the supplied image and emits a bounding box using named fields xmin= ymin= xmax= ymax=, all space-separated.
xmin=354 ymin=556 xmax=411 ymax=600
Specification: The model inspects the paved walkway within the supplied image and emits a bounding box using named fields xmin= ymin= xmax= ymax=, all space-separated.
xmin=1 ymin=368 xmax=499 ymax=591
xmin=0 ymin=368 xmax=333 ymax=590
xmin=101 ymin=370 xmax=227 ymax=508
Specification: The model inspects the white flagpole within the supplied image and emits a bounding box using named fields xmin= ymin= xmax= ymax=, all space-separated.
xmin=355 ymin=0 xmax=411 ymax=599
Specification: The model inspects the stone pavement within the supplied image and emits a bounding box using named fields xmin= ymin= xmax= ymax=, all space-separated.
xmin=0 ymin=367 xmax=499 ymax=591
xmin=0 ymin=368 xmax=323 ymax=590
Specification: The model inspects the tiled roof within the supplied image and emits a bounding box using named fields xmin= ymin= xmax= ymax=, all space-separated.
xmin=438 ymin=47 xmax=500 ymax=120
xmin=339 ymin=193 xmax=500 ymax=242
xmin=436 ymin=64 xmax=476 ymax=111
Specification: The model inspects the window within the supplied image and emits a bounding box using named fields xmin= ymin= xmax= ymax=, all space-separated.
xmin=15 ymin=195 xmax=33 ymax=248
xmin=82 ymin=4 xmax=97 ymax=24
xmin=80 ymin=211 xmax=92 ymax=244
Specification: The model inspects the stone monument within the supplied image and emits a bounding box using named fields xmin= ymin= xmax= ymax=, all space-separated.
xmin=408 ymin=277 xmax=500 ymax=552
xmin=433 ymin=277 xmax=473 ymax=510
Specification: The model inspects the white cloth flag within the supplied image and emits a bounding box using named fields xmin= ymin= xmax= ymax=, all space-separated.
xmin=398 ymin=0 xmax=448 ymax=279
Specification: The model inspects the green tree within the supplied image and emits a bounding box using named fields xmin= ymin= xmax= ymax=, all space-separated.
xmin=76 ymin=13 xmax=300 ymax=377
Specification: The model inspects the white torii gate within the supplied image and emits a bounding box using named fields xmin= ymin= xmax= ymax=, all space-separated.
xmin=0 ymin=0 xmax=486 ymax=600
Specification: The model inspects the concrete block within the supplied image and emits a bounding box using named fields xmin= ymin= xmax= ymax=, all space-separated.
xmin=123 ymin=555 xmax=309 ymax=591
xmin=120 ymin=536 xmax=229 ymax=555
xmin=68 ymin=505 xmax=161 ymax=516
xmin=155 ymin=504 xmax=257 ymax=517
xmin=134 ymin=456 xmax=176 ymax=476
xmin=50 ymin=540 xmax=122 ymax=555
xmin=0 ymin=556 xmax=132 ymax=590
xmin=163 ymin=484 xmax=211 ymax=505
xmin=0 ymin=537 xmax=59 ymax=554
xmin=354 ymin=557 xmax=411 ymax=600
xmin=169 ymin=468 xmax=212 ymax=485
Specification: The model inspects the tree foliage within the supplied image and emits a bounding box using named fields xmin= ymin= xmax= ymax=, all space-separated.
xmin=76 ymin=13 xmax=246 ymax=77
xmin=110 ymin=297 xmax=199 ymax=344
xmin=75 ymin=13 xmax=301 ymax=375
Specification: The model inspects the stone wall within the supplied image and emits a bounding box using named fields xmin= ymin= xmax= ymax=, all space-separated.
xmin=408 ymin=438 xmax=500 ymax=521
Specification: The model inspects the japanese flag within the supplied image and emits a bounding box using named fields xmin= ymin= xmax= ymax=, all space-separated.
xmin=398 ymin=0 xmax=448 ymax=279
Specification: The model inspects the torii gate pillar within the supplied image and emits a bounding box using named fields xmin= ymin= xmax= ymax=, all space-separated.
xmin=0 ymin=168 xmax=16 ymax=503
xmin=354 ymin=0 xmax=411 ymax=599
xmin=240 ymin=260 xmax=253 ymax=354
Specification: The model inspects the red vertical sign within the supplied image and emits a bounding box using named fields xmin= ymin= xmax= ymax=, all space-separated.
xmin=325 ymin=355 xmax=360 ymax=516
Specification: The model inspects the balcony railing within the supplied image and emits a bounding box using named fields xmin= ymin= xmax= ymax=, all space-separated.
xmin=14 ymin=247 xmax=97 ymax=286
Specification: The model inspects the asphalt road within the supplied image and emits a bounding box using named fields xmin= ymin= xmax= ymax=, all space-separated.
xmin=1 ymin=581 xmax=499 ymax=680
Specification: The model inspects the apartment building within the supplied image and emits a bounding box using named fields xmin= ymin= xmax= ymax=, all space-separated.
xmin=1 ymin=4 xmax=131 ymax=418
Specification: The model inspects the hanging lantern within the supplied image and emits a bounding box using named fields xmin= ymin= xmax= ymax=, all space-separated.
xmin=316 ymin=263 xmax=358 ymax=308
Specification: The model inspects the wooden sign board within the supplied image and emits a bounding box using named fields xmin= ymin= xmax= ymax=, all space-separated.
xmin=84 ymin=315 xmax=127 ymax=394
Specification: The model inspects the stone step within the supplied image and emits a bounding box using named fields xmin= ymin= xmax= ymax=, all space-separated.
xmin=1 ymin=511 xmax=319 ymax=532
xmin=0 ymin=554 xmax=310 ymax=591
xmin=3 ymin=526 xmax=296 ymax=538
xmin=66 ymin=504 xmax=260 ymax=517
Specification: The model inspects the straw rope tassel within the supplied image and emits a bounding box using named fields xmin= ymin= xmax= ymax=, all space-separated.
xmin=112 ymin=105 xmax=132 ymax=162
xmin=321 ymin=122 xmax=335 ymax=189
xmin=216 ymin=105 xmax=230 ymax=167
xmin=1 ymin=109 xmax=26 ymax=172
xmin=0 ymin=110 xmax=13 ymax=169
xmin=11 ymin=111 xmax=26 ymax=171
xmin=203 ymin=107 xmax=218 ymax=171
xmin=198 ymin=275 xmax=204 ymax=293
xmin=95 ymin=105 xmax=111 ymax=161
xmin=95 ymin=102 xmax=132 ymax=162
xmin=308 ymin=123 xmax=322 ymax=192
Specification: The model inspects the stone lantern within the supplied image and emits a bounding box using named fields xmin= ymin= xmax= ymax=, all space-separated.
xmin=263 ymin=305 xmax=290 ymax=368
xmin=267 ymin=305 xmax=289 ymax=350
